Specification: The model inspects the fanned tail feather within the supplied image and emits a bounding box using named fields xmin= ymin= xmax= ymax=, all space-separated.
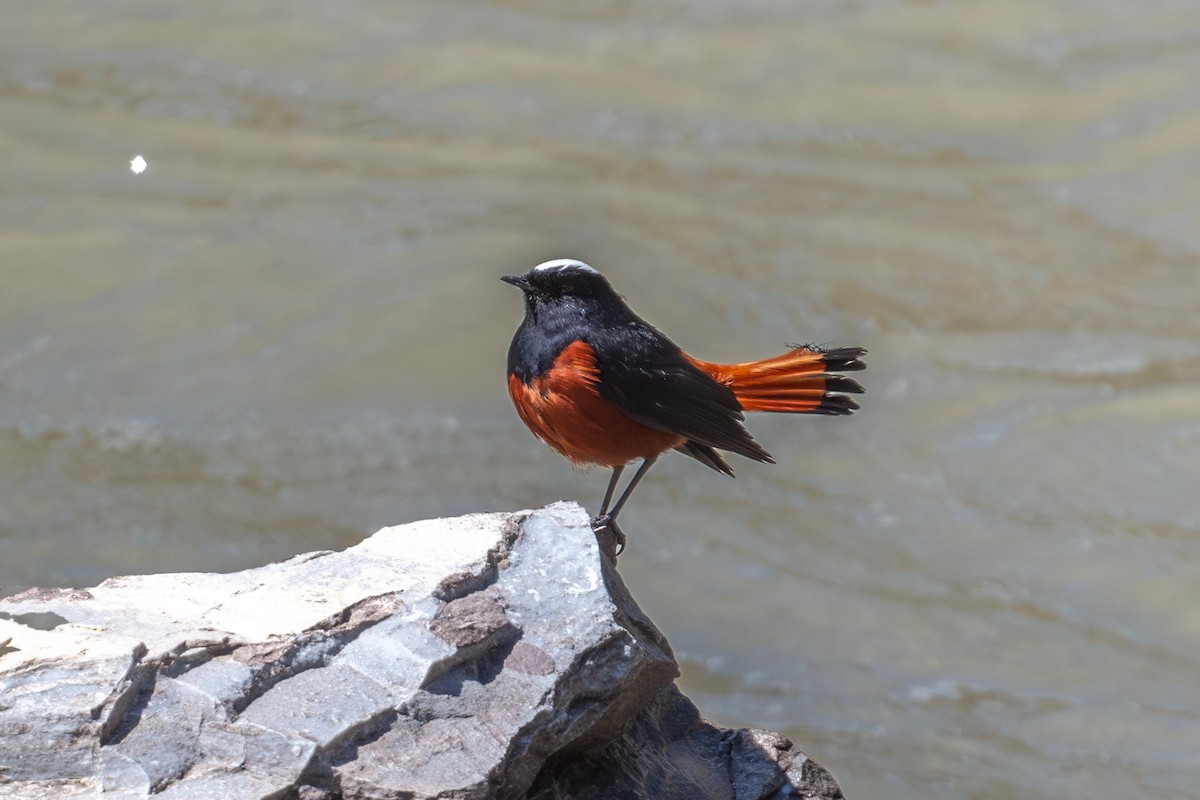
xmin=688 ymin=345 xmax=866 ymax=416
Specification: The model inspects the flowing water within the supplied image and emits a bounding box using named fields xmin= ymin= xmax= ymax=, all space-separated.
xmin=3 ymin=2 xmax=1199 ymax=797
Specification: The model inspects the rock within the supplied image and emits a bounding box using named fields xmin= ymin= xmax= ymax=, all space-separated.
xmin=0 ymin=502 xmax=842 ymax=800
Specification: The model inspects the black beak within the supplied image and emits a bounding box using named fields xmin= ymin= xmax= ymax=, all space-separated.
xmin=501 ymin=274 xmax=530 ymax=290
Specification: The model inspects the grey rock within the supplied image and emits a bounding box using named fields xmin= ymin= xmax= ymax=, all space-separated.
xmin=0 ymin=502 xmax=841 ymax=799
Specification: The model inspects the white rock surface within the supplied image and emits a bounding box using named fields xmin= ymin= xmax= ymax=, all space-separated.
xmin=0 ymin=502 xmax=842 ymax=800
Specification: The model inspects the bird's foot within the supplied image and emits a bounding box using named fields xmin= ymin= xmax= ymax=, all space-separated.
xmin=591 ymin=514 xmax=626 ymax=556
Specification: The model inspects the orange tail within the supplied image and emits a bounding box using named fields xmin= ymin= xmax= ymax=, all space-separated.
xmin=687 ymin=345 xmax=866 ymax=415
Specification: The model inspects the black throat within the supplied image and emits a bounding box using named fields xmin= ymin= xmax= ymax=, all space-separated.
xmin=507 ymin=292 xmax=622 ymax=382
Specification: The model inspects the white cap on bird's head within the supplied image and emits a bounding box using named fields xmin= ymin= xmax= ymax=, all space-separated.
xmin=530 ymin=258 xmax=599 ymax=275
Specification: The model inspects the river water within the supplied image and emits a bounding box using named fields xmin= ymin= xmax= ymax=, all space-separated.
xmin=3 ymin=2 xmax=1199 ymax=797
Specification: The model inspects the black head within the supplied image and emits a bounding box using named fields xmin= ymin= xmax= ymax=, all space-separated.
xmin=501 ymin=259 xmax=625 ymax=319
xmin=502 ymin=258 xmax=673 ymax=380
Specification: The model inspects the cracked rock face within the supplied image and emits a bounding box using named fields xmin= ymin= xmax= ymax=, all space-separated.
xmin=0 ymin=502 xmax=841 ymax=800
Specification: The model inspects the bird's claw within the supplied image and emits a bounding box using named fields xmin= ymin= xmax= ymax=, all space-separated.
xmin=591 ymin=514 xmax=626 ymax=556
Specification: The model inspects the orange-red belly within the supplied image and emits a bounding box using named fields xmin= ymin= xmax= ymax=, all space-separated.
xmin=508 ymin=340 xmax=683 ymax=467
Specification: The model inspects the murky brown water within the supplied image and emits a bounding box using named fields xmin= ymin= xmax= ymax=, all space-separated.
xmin=4 ymin=2 xmax=1200 ymax=796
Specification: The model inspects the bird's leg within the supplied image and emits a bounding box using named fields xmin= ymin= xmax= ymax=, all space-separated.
xmin=605 ymin=455 xmax=658 ymax=521
xmin=592 ymin=455 xmax=659 ymax=555
xmin=597 ymin=465 xmax=624 ymax=517
xmin=592 ymin=465 xmax=626 ymax=554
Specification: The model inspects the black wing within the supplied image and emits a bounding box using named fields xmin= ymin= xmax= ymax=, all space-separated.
xmin=588 ymin=327 xmax=773 ymax=467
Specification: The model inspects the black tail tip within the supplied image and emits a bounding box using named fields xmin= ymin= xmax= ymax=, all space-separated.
xmin=821 ymin=346 xmax=867 ymax=372
xmin=816 ymin=394 xmax=861 ymax=415
xmin=825 ymin=374 xmax=865 ymax=395
xmin=786 ymin=343 xmax=866 ymax=415
xmin=789 ymin=343 xmax=867 ymax=372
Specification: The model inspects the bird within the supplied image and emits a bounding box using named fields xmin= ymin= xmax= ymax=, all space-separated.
xmin=502 ymin=258 xmax=865 ymax=553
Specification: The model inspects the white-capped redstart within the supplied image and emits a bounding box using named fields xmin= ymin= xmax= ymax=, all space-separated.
xmin=503 ymin=258 xmax=865 ymax=552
